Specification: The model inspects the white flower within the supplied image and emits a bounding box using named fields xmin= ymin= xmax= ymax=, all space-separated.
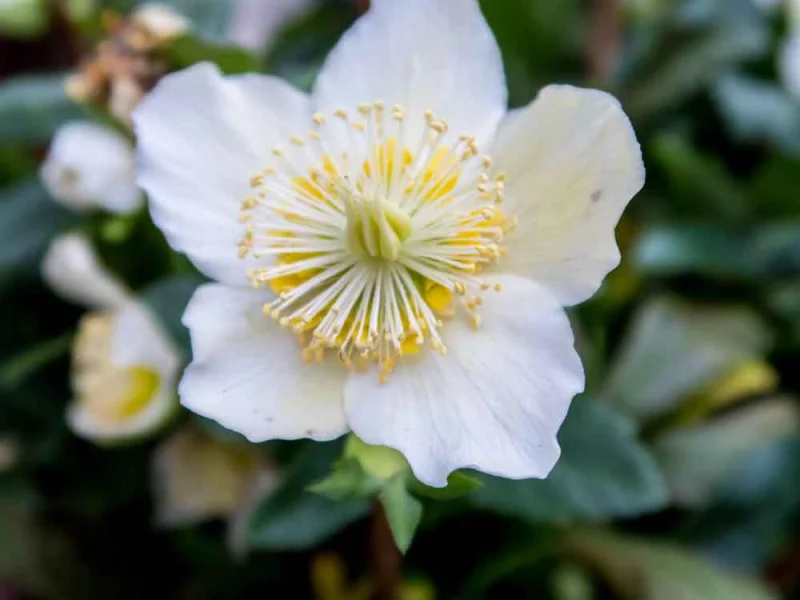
xmin=134 ymin=0 xmax=644 ymax=486
xmin=41 ymin=233 xmax=181 ymax=443
xmin=68 ymin=300 xmax=181 ymax=444
xmin=40 ymin=121 xmax=141 ymax=214
xmin=41 ymin=232 xmax=129 ymax=310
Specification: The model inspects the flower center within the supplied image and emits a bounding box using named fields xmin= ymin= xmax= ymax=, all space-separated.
xmin=238 ymin=102 xmax=515 ymax=381
xmin=73 ymin=313 xmax=161 ymax=422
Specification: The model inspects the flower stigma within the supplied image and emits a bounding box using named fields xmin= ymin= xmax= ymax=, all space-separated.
xmin=238 ymin=102 xmax=516 ymax=382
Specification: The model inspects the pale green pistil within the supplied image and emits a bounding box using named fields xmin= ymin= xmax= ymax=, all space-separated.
xmin=345 ymin=196 xmax=413 ymax=261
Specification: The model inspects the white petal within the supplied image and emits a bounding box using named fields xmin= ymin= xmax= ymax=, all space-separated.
xmin=67 ymin=390 xmax=177 ymax=444
xmin=344 ymin=275 xmax=584 ymax=487
xmin=133 ymin=63 xmax=311 ymax=286
xmin=312 ymin=0 xmax=506 ymax=147
xmin=180 ymin=283 xmax=348 ymax=442
xmin=41 ymin=232 xmax=130 ymax=310
xmin=40 ymin=121 xmax=141 ymax=214
xmin=112 ymin=299 xmax=181 ymax=381
xmin=492 ymin=85 xmax=645 ymax=306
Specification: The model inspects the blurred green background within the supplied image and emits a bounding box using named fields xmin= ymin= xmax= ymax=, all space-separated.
xmin=1 ymin=0 xmax=800 ymax=598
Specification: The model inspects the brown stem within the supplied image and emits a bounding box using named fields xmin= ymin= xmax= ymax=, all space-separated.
xmin=358 ymin=0 xmax=370 ymax=15
xmin=586 ymin=0 xmax=622 ymax=84
xmin=369 ymin=500 xmax=402 ymax=600
xmin=766 ymin=541 xmax=800 ymax=593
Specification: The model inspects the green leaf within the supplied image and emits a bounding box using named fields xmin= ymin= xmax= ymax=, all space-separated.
xmin=411 ymin=471 xmax=483 ymax=501
xmin=470 ymin=400 xmax=667 ymax=522
xmin=652 ymin=398 xmax=800 ymax=508
xmin=683 ymin=435 xmax=800 ymax=572
xmin=635 ymin=222 xmax=800 ymax=279
xmin=139 ymin=275 xmax=205 ymax=355
xmin=164 ymin=34 xmax=261 ymax=74
xmin=634 ymin=224 xmax=755 ymax=277
xmin=647 ymin=133 xmax=749 ymax=221
xmin=767 ymin=280 xmax=800 ymax=345
xmin=379 ymin=476 xmax=423 ymax=554
xmin=746 ymin=156 xmax=800 ymax=218
xmin=0 ymin=74 xmax=84 ymax=144
xmin=248 ymin=442 xmax=369 ymax=550
xmin=344 ymin=433 xmax=409 ymax=481
xmin=308 ymin=457 xmax=382 ymax=502
xmin=676 ymin=0 xmax=762 ymax=25
xmin=0 ymin=333 xmax=72 ymax=391
xmin=624 ymin=16 xmax=767 ymax=120
xmin=712 ymin=73 xmax=800 ymax=155
xmin=478 ymin=0 xmax=583 ymax=105
xmin=0 ymin=177 xmax=77 ymax=279
xmin=159 ymin=0 xmax=233 ymax=40
xmin=604 ymin=297 xmax=772 ymax=421
xmin=264 ymin=2 xmax=357 ymax=90
xmin=565 ymin=529 xmax=777 ymax=600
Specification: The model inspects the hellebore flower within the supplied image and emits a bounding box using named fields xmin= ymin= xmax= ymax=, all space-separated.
xmin=134 ymin=0 xmax=644 ymax=486
xmin=42 ymin=233 xmax=180 ymax=443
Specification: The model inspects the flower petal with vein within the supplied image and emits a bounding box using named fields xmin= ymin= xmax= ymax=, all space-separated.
xmin=134 ymin=0 xmax=644 ymax=486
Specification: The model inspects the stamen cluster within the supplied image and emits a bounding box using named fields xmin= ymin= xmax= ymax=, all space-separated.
xmin=238 ymin=102 xmax=515 ymax=380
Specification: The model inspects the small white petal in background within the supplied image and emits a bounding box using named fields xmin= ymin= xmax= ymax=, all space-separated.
xmin=41 ymin=233 xmax=129 ymax=310
xmin=226 ymin=0 xmax=318 ymax=53
xmin=40 ymin=121 xmax=141 ymax=214
xmin=132 ymin=3 xmax=191 ymax=42
xmin=67 ymin=300 xmax=181 ymax=444
xmin=151 ymin=425 xmax=276 ymax=557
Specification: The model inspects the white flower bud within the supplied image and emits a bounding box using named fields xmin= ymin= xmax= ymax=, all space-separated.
xmin=40 ymin=122 xmax=141 ymax=214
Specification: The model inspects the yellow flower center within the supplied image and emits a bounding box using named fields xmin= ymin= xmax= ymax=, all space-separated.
xmin=73 ymin=313 xmax=161 ymax=422
xmin=238 ymin=102 xmax=515 ymax=381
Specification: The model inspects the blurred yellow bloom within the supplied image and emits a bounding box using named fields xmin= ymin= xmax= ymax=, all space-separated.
xmin=151 ymin=425 xmax=276 ymax=557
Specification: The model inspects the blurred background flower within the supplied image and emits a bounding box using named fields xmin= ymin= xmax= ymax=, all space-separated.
xmin=0 ymin=0 xmax=798 ymax=599
xmin=40 ymin=122 xmax=139 ymax=214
